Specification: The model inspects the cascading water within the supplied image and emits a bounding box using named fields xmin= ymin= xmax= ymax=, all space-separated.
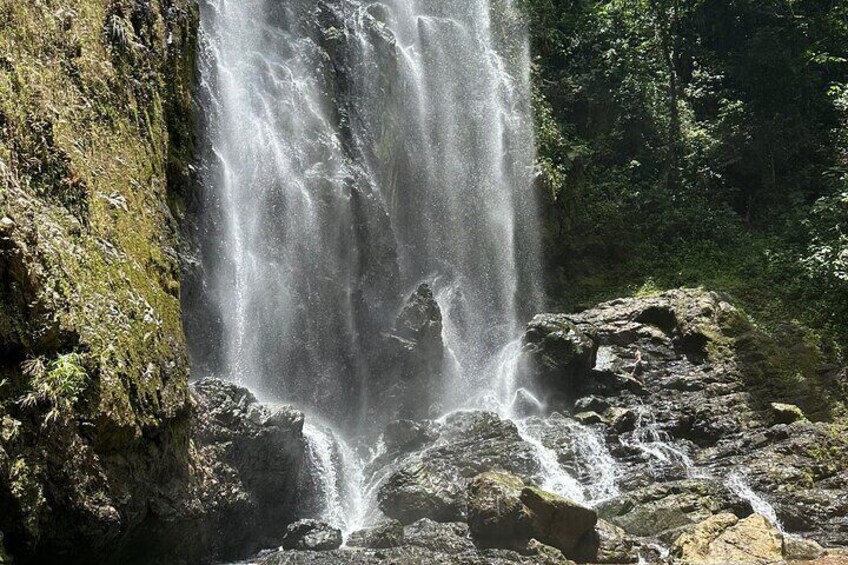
xmin=191 ymin=0 xmax=544 ymax=529
xmin=192 ymin=0 xmax=541 ymax=426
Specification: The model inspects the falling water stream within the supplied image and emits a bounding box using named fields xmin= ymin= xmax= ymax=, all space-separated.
xmin=193 ymin=0 xmax=546 ymax=533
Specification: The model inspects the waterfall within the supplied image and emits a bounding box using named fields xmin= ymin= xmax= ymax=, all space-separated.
xmin=193 ymin=0 xmax=542 ymax=428
xmin=303 ymin=423 xmax=366 ymax=533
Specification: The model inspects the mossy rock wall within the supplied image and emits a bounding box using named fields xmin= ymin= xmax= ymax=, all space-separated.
xmin=0 ymin=0 xmax=197 ymax=561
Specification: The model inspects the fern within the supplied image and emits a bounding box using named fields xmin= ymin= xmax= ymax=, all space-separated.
xmin=20 ymin=354 xmax=88 ymax=426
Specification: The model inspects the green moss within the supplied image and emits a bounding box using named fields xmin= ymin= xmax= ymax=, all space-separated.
xmin=8 ymin=458 xmax=46 ymax=540
xmin=0 ymin=0 xmax=198 ymax=556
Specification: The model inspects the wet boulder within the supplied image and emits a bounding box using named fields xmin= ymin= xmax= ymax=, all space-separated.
xmin=347 ymin=520 xmax=405 ymax=549
xmin=521 ymin=314 xmax=598 ymax=405
xmin=467 ymin=471 xmax=596 ymax=558
xmin=769 ymin=402 xmax=805 ymax=425
xmin=166 ymin=378 xmax=308 ymax=561
xmin=467 ymin=472 xmax=531 ymax=549
xmin=377 ymin=461 xmax=466 ymax=524
xmin=521 ymin=486 xmax=598 ymax=556
xmin=282 ymin=520 xmax=342 ymax=551
xmin=571 ymin=519 xmax=641 ymax=564
xmin=372 ymin=284 xmax=446 ymax=422
xmin=403 ymin=519 xmax=476 ymax=554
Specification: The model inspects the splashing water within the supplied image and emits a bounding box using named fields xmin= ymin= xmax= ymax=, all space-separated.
xmin=627 ymin=405 xmax=699 ymax=476
xmin=303 ymin=423 xmax=365 ymax=534
xmin=514 ymin=419 xmax=586 ymax=503
xmin=727 ymin=471 xmax=783 ymax=531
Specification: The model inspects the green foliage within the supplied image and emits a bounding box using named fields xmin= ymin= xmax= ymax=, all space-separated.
xmin=20 ymin=354 xmax=88 ymax=426
xmin=523 ymin=0 xmax=848 ymax=351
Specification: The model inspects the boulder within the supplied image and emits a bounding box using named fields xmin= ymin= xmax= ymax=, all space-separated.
xmin=403 ymin=519 xmax=476 ymax=554
xmin=571 ymin=519 xmax=640 ymax=564
xmin=574 ymin=411 xmax=604 ymax=425
xmin=521 ymin=486 xmax=598 ymax=556
xmin=347 ymin=520 xmax=405 ymax=549
xmin=281 ymin=520 xmax=343 ymax=551
xmin=467 ymin=471 xmax=596 ymax=558
xmin=522 ymin=314 xmax=597 ymax=404
xmin=784 ymin=535 xmax=825 ymax=561
xmin=153 ymin=378 xmax=308 ymax=561
xmin=673 ymin=513 xmax=783 ymax=564
xmin=377 ymin=461 xmax=466 ymax=524
xmin=525 ymin=539 xmax=575 ymax=564
xmin=573 ymin=395 xmax=610 ymax=414
xmin=373 ymin=284 xmax=446 ymax=422
xmin=605 ymin=407 xmax=637 ymax=432
xmin=770 ymin=402 xmax=806 ymax=425
xmin=467 ymin=472 xmax=531 ymax=548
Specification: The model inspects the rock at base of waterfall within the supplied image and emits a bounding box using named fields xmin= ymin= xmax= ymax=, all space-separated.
xmin=570 ymin=519 xmax=641 ymax=564
xmin=605 ymin=406 xmax=637 ymax=432
xmin=521 ymin=486 xmax=598 ymax=556
xmin=770 ymin=402 xmax=806 ymax=424
xmin=404 ymin=519 xmax=476 ymax=554
xmin=784 ymin=535 xmax=825 ymax=561
xmin=673 ymin=513 xmax=784 ymax=564
xmin=467 ymin=472 xmax=531 ymax=549
xmin=372 ymin=284 xmax=446 ymax=423
xmin=573 ymin=411 xmax=604 ymax=425
xmin=282 ymin=520 xmax=343 ymax=551
xmin=347 ymin=520 xmax=405 ymax=549
xmin=573 ymin=395 xmax=610 ymax=414
xmin=525 ymin=539 xmax=576 ymax=564
xmin=377 ymin=461 xmax=466 ymax=524
xmin=597 ymin=479 xmax=752 ymax=541
xmin=182 ymin=378 xmax=307 ymax=560
xmin=466 ymin=470 xmax=597 ymax=557
xmin=383 ymin=419 xmax=441 ymax=453
xmin=521 ymin=314 xmax=598 ymax=404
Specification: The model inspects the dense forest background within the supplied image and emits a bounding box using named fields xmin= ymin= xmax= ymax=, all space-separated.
xmin=522 ymin=0 xmax=848 ymax=357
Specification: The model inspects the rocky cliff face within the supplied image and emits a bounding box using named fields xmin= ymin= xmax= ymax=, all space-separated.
xmin=0 ymin=0 xmax=198 ymax=561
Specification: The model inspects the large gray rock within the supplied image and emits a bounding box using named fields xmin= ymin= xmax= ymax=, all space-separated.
xmin=347 ymin=520 xmax=405 ymax=549
xmin=139 ymin=378 xmax=308 ymax=563
xmin=466 ymin=470 xmax=596 ymax=558
xmin=377 ymin=461 xmax=466 ymax=524
xmin=521 ymin=314 xmax=598 ymax=405
xmin=282 ymin=520 xmax=342 ymax=551
xmin=467 ymin=472 xmax=531 ymax=549
xmin=371 ymin=411 xmax=542 ymax=528
xmin=371 ymin=284 xmax=446 ymax=423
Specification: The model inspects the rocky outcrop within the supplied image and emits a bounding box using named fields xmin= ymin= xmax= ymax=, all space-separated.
xmin=347 ymin=520 xmax=405 ymax=549
xmin=673 ymin=513 xmax=784 ymax=564
xmin=378 ymin=460 xmax=467 ymax=524
xmin=370 ymin=284 xmax=446 ymax=424
xmin=0 ymin=0 xmax=198 ymax=562
xmin=467 ymin=471 xmax=597 ymax=557
xmin=521 ymin=315 xmax=598 ymax=405
xmin=282 ymin=520 xmax=342 ymax=551
xmin=114 ymin=378 xmax=308 ymax=563
xmin=524 ymin=289 xmax=848 ymax=548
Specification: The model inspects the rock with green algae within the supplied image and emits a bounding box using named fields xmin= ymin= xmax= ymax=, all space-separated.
xmin=466 ymin=470 xmax=597 ymax=558
xmin=770 ymin=402 xmax=806 ymax=424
